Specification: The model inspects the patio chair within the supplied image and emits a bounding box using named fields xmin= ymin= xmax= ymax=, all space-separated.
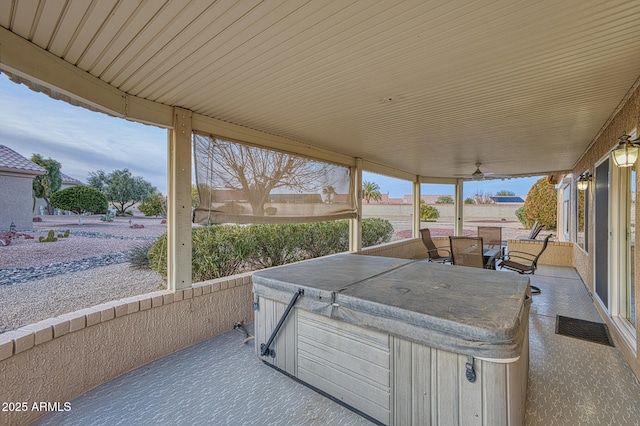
xmin=517 ymin=221 xmax=544 ymax=240
xmin=478 ymin=225 xmax=502 ymax=247
xmin=449 ymin=236 xmax=493 ymax=269
xmin=419 ymin=228 xmax=450 ymax=263
xmin=498 ymin=234 xmax=553 ymax=294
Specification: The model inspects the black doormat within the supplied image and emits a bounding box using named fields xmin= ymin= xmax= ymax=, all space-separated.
xmin=555 ymin=315 xmax=614 ymax=346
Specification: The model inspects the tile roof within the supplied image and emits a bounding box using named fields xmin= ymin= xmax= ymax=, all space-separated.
xmin=0 ymin=145 xmax=46 ymax=175
xmin=61 ymin=172 xmax=85 ymax=186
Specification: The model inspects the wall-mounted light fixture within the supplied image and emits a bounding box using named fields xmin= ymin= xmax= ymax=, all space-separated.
xmin=612 ymin=134 xmax=640 ymax=167
xmin=576 ymin=173 xmax=591 ymax=191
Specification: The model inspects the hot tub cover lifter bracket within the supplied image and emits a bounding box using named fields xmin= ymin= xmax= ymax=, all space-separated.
xmin=260 ymin=288 xmax=304 ymax=358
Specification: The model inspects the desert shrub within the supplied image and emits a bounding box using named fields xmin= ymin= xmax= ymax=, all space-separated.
xmin=148 ymin=218 xmax=394 ymax=280
xmin=100 ymin=211 xmax=115 ymax=222
xmin=148 ymin=225 xmax=255 ymax=281
xmin=147 ymin=235 xmax=167 ymax=275
xmin=50 ymin=186 xmax=108 ymax=215
xmin=301 ymin=221 xmax=349 ymax=258
xmin=247 ymin=223 xmax=306 ymax=269
xmin=127 ymin=241 xmax=155 ymax=269
xmin=522 ymin=177 xmax=557 ymax=229
xmin=362 ymin=217 xmax=394 ymax=247
xmin=420 ymin=201 xmax=440 ymax=220
xmin=464 ymin=197 xmax=475 ymax=204
xmin=138 ymin=193 xmax=166 ymax=217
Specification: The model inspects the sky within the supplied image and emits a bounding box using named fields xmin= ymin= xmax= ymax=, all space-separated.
xmin=0 ymin=74 xmax=168 ymax=193
xmin=0 ymin=73 xmax=540 ymax=198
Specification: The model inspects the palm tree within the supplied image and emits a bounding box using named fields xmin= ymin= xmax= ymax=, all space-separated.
xmin=322 ymin=185 xmax=337 ymax=203
xmin=362 ymin=181 xmax=382 ymax=204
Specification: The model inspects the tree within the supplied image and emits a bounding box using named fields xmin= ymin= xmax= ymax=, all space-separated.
xmin=495 ymin=190 xmax=516 ymax=196
xmin=474 ymin=190 xmax=494 ymax=204
xmin=435 ymin=195 xmax=454 ymax=204
xmin=322 ymin=185 xmax=337 ymax=203
xmin=50 ymin=186 xmax=108 ymax=215
xmin=464 ymin=197 xmax=475 ymax=204
xmin=88 ymin=169 xmax=156 ymax=215
xmin=362 ymin=181 xmax=382 ymax=203
xmin=31 ymin=154 xmax=62 ymax=214
xmin=522 ymin=177 xmax=557 ymax=228
xmin=195 ymin=135 xmax=336 ymax=216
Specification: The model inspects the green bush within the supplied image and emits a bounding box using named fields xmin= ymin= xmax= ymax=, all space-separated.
xmin=464 ymin=197 xmax=475 ymax=204
xmin=420 ymin=201 xmax=440 ymax=220
xmin=302 ymin=221 xmax=349 ymax=258
xmin=148 ymin=225 xmax=255 ymax=281
xmin=522 ymin=177 xmax=557 ymax=229
xmin=362 ymin=217 xmax=394 ymax=247
xmin=147 ymin=218 xmax=394 ymax=280
xmin=50 ymin=186 xmax=108 ymax=215
xmin=138 ymin=193 xmax=166 ymax=217
xmin=247 ymin=223 xmax=306 ymax=269
xmin=515 ymin=206 xmax=527 ymax=227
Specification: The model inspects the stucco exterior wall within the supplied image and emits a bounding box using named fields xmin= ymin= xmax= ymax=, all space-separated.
xmin=362 ymin=203 xmax=523 ymax=220
xmin=0 ymin=175 xmax=35 ymax=231
xmin=0 ymin=274 xmax=254 ymax=426
xmin=571 ymin=81 xmax=640 ymax=380
xmin=505 ymin=239 xmax=573 ymax=267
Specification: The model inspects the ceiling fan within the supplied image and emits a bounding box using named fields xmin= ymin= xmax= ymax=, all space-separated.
xmin=454 ymin=163 xmax=512 ymax=181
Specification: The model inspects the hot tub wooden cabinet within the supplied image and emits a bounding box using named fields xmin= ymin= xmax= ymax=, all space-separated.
xmin=253 ymin=254 xmax=531 ymax=426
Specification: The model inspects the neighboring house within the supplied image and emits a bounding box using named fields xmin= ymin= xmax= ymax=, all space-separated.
xmin=33 ymin=172 xmax=85 ymax=215
xmin=0 ymin=145 xmax=46 ymax=230
xmin=489 ymin=196 xmax=525 ymax=203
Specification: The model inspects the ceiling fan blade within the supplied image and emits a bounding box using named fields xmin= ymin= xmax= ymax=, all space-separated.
xmin=453 ymin=163 xmax=512 ymax=180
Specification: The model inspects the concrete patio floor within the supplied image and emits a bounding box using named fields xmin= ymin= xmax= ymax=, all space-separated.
xmin=34 ymin=265 xmax=640 ymax=425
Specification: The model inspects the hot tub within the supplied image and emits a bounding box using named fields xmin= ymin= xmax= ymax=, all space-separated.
xmin=253 ymin=253 xmax=531 ymax=425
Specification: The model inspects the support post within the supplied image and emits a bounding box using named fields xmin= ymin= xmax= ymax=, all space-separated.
xmin=350 ymin=158 xmax=363 ymax=252
xmin=413 ymin=179 xmax=421 ymax=238
xmin=167 ymin=107 xmax=192 ymax=291
xmin=455 ymin=179 xmax=464 ymax=236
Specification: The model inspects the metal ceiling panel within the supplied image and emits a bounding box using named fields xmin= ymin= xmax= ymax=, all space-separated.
xmin=2 ymin=0 xmax=640 ymax=180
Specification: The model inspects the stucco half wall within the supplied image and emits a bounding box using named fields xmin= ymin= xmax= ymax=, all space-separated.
xmin=0 ymin=274 xmax=254 ymax=426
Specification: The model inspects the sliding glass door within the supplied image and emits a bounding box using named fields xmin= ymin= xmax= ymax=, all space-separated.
xmin=597 ymin=155 xmax=637 ymax=342
xmin=620 ymin=168 xmax=636 ymax=331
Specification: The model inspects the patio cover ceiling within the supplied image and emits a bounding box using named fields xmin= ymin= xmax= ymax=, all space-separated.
xmin=2 ymin=0 xmax=640 ymax=180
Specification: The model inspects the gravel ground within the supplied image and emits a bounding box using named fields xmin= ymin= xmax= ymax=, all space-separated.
xmin=0 ymin=214 xmax=544 ymax=333
xmin=0 ymin=215 xmax=167 ymax=333
xmin=0 ymin=264 xmax=164 ymax=332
